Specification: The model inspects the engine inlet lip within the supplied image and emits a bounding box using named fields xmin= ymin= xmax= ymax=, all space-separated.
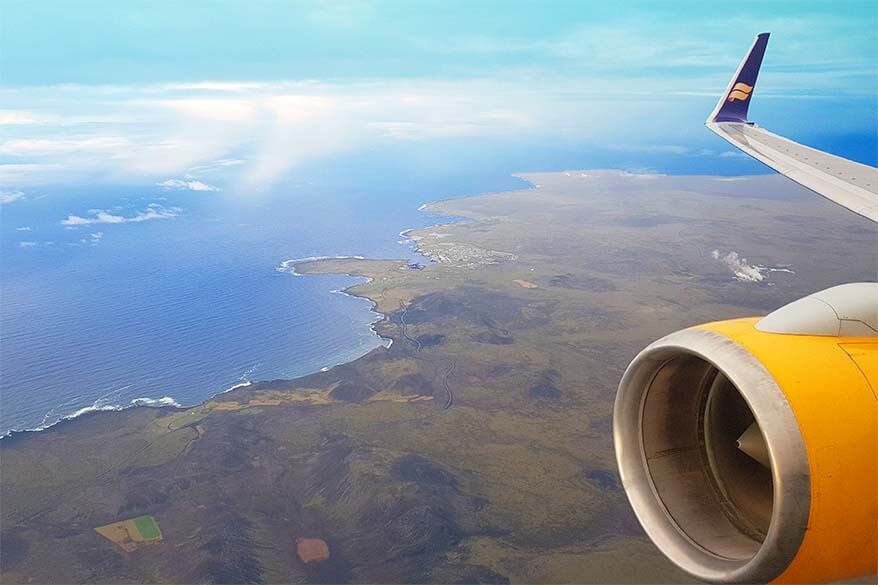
xmin=614 ymin=327 xmax=811 ymax=584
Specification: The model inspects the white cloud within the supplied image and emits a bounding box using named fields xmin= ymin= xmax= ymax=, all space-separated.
xmin=16 ymin=226 xmax=32 ymax=231
xmin=187 ymin=158 xmax=246 ymax=174
xmin=0 ymin=164 xmax=67 ymax=185
xmin=606 ymin=145 xmax=717 ymax=157
xmin=18 ymin=241 xmax=38 ymax=248
xmin=157 ymin=178 xmax=220 ymax=191
xmin=1 ymin=190 xmax=25 ymax=204
xmin=718 ymin=150 xmax=749 ymax=159
xmin=0 ymin=110 xmax=128 ymax=127
xmin=60 ymin=205 xmax=181 ymax=226
xmin=151 ymin=98 xmax=258 ymax=122
xmin=0 ymin=110 xmax=41 ymax=125
xmin=0 ymin=136 xmax=130 ymax=156
xmin=79 ymin=232 xmax=104 ymax=245
xmin=0 ymin=24 xmax=872 ymax=193
xmin=0 ymin=79 xmax=657 ymax=187
xmin=711 ymin=249 xmax=766 ymax=282
xmin=154 ymin=82 xmax=265 ymax=92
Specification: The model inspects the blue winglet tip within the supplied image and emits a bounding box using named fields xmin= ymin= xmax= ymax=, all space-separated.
xmin=709 ymin=33 xmax=770 ymax=124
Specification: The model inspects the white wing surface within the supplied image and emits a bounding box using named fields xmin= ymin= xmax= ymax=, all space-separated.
xmin=707 ymin=33 xmax=878 ymax=222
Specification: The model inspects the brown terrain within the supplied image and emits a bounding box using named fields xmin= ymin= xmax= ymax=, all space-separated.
xmin=1 ymin=170 xmax=875 ymax=584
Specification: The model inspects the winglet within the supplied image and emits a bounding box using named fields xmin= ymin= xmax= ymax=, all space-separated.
xmin=707 ymin=33 xmax=769 ymax=125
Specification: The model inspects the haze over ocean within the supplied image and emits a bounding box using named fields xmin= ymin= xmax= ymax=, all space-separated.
xmin=1 ymin=1 xmax=875 ymax=434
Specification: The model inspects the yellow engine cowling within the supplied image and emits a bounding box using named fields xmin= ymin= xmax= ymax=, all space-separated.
xmin=614 ymin=310 xmax=877 ymax=583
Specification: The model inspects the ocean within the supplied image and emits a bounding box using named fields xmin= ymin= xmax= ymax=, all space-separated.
xmin=2 ymin=134 xmax=873 ymax=436
xmin=0 ymin=146 xmax=531 ymax=435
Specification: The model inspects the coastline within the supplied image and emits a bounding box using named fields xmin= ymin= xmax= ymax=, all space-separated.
xmin=0 ymin=194 xmax=464 ymax=442
xmin=0 ymin=396 xmax=186 ymax=441
xmin=0 ymin=269 xmax=390 ymax=441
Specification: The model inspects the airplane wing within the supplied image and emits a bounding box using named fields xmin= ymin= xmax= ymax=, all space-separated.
xmin=615 ymin=33 xmax=878 ymax=585
xmin=706 ymin=32 xmax=878 ymax=222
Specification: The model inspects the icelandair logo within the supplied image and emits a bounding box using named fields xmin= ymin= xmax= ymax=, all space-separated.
xmin=727 ymin=82 xmax=753 ymax=102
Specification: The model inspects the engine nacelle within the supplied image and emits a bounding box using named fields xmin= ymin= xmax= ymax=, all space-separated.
xmin=614 ymin=284 xmax=877 ymax=583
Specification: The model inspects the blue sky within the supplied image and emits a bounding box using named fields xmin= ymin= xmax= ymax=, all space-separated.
xmin=1 ymin=0 xmax=875 ymax=191
xmin=3 ymin=1 xmax=876 ymax=85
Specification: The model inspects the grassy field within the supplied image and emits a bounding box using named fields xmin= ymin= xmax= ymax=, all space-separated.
xmin=133 ymin=516 xmax=162 ymax=540
xmin=94 ymin=515 xmax=162 ymax=552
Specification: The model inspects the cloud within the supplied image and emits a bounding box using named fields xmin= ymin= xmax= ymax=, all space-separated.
xmin=0 ymin=30 xmax=873 ymax=191
xmin=18 ymin=241 xmax=38 ymax=248
xmin=0 ymin=164 xmax=67 ymax=185
xmin=718 ymin=150 xmax=749 ymax=159
xmin=157 ymin=178 xmax=220 ymax=191
xmin=152 ymin=98 xmax=257 ymax=122
xmin=186 ymin=159 xmax=246 ymax=174
xmin=607 ymin=144 xmax=696 ymax=155
xmin=0 ymin=79 xmax=676 ymax=187
xmin=77 ymin=232 xmax=105 ymax=245
xmin=711 ymin=249 xmax=795 ymax=283
xmin=60 ymin=205 xmax=181 ymax=226
xmin=154 ymin=82 xmax=264 ymax=92
xmin=711 ymin=249 xmax=766 ymax=282
xmin=0 ymin=110 xmax=41 ymax=125
xmin=1 ymin=190 xmax=25 ymax=204
xmin=16 ymin=226 xmax=32 ymax=231
xmin=0 ymin=137 xmax=130 ymax=156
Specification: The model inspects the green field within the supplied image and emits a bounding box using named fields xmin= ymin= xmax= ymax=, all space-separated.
xmin=133 ymin=515 xmax=162 ymax=540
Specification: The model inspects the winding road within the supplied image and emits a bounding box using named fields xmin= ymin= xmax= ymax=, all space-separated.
xmin=398 ymin=301 xmax=454 ymax=409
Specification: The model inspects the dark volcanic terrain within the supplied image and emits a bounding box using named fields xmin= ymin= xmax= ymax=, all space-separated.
xmin=2 ymin=171 xmax=875 ymax=584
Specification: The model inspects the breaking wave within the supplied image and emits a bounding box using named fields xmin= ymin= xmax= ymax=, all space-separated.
xmin=2 ymin=395 xmax=184 ymax=439
xmin=275 ymin=255 xmax=366 ymax=277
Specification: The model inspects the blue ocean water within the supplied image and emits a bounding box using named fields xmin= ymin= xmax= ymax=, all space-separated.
xmin=1 ymin=134 xmax=873 ymax=435
xmin=0 ymin=145 xmax=532 ymax=435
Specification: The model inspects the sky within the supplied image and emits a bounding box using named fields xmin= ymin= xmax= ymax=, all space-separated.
xmin=1 ymin=0 xmax=875 ymax=192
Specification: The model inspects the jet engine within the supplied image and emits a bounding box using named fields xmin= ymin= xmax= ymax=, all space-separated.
xmin=614 ymin=283 xmax=877 ymax=583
